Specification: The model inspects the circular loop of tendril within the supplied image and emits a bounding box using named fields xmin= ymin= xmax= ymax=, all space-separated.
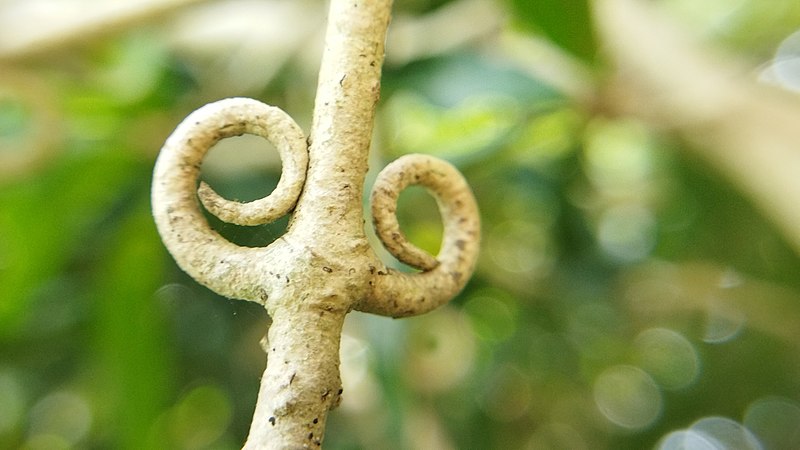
xmin=180 ymin=98 xmax=308 ymax=226
xmin=370 ymin=153 xmax=480 ymax=272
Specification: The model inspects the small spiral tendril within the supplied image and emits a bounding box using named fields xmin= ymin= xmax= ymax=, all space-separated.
xmin=370 ymin=153 xmax=480 ymax=272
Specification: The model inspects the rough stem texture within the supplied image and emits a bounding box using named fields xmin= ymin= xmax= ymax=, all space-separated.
xmin=151 ymin=0 xmax=480 ymax=448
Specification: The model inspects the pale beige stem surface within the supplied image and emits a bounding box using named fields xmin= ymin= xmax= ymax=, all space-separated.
xmin=152 ymin=0 xmax=480 ymax=448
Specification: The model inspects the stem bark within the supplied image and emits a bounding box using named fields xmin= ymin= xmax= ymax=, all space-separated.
xmin=243 ymin=1 xmax=392 ymax=448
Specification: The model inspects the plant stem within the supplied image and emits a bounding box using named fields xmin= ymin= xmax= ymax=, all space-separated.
xmin=244 ymin=303 xmax=347 ymax=449
xmin=152 ymin=0 xmax=479 ymax=447
xmin=290 ymin=0 xmax=391 ymax=243
xmin=243 ymin=1 xmax=392 ymax=448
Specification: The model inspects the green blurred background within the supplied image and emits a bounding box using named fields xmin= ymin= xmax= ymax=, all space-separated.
xmin=3 ymin=0 xmax=800 ymax=448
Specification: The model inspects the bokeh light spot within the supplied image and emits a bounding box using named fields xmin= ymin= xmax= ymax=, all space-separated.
xmin=702 ymin=299 xmax=746 ymax=344
xmin=658 ymin=417 xmax=762 ymax=450
xmin=168 ymin=384 xmax=232 ymax=449
xmin=593 ymin=365 xmax=662 ymax=430
xmin=339 ymin=332 xmax=381 ymax=413
xmin=464 ymin=289 xmax=519 ymax=342
xmin=480 ymin=364 xmax=531 ymax=422
xmin=488 ymin=220 xmax=555 ymax=277
xmin=28 ymin=390 xmax=92 ymax=445
xmin=583 ymin=119 xmax=655 ymax=190
xmin=597 ymin=205 xmax=656 ymax=262
xmin=634 ymin=328 xmax=700 ymax=390
xmin=405 ymin=307 xmax=476 ymax=393
xmin=691 ymin=417 xmax=762 ymax=450
xmin=154 ymin=282 xmax=194 ymax=307
xmin=657 ymin=430 xmax=721 ymax=450
xmin=768 ymin=30 xmax=800 ymax=92
xmin=744 ymin=396 xmax=800 ymax=450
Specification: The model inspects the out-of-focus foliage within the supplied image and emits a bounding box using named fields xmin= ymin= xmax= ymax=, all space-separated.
xmin=2 ymin=0 xmax=800 ymax=449
xmin=507 ymin=0 xmax=596 ymax=61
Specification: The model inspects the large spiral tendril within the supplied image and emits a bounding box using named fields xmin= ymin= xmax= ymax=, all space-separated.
xmin=189 ymin=98 xmax=309 ymax=226
xmin=151 ymin=97 xmax=308 ymax=300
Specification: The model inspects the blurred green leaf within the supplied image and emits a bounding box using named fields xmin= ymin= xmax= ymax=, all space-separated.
xmin=89 ymin=199 xmax=174 ymax=450
xmin=0 ymin=150 xmax=145 ymax=337
xmin=384 ymin=92 xmax=522 ymax=162
xmin=383 ymin=52 xmax=561 ymax=107
xmin=506 ymin=0 xmax=596 ymax=61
